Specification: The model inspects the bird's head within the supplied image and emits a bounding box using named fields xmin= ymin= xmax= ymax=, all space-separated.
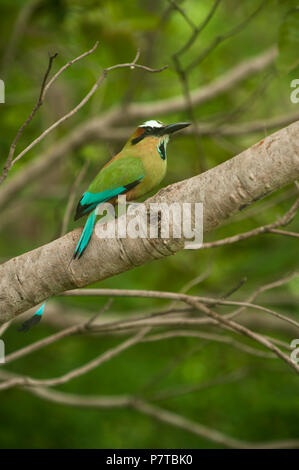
xmin=125 ymin=120 xmax=190 ymax=160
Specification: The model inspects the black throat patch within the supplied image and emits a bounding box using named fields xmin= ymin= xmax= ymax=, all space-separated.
xmin=158 ymin=141 xmax=166 ymax=160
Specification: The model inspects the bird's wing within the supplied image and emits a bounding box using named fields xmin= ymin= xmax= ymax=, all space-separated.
xmin=74 ymin=156 xmax=145 ymax=220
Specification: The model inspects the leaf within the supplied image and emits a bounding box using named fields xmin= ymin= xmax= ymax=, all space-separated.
xmin=277 ymin=7 xmax=299 ymax=73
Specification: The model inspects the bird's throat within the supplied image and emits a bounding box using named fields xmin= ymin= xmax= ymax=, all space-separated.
xmin=158 ymin=140 xmax=167 ymax=160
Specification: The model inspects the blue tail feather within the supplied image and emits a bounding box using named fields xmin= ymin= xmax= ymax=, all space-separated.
xmin=74 ymin=209 xmax=97 ymax=259
xmin=18 ymin=209 xmax=96 ymax=332
xmin=17 ymin=178 xmax=144 ymax=333
xmin=18 ymin=302 xmax=46 ymax=332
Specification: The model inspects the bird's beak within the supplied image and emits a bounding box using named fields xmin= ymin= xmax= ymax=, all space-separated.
xmin=161 ymin=122 xmax=190 ymax=135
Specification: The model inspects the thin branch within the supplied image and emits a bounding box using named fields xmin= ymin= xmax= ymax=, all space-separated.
xmin=85 ymin=298 xmax=114 ymax=328
xmin=8 ymin=50 xmax=167 ymax=169
xmin=168 ymin=0 xmax=196 ymax=30
xmin=4 ymin=312 xmax=275 ymax=366
xmin=0 ymin=327 xmax=149 ymax=391
xmin=226 ymin=271 xmax=299 ymax=321
xmin=42 ymin=42 xmax=100 ymax=100
xmin=143 ymin=330 xmax=275 ymax=358
xmin=184 ymin=297 xmax=299 ymax=374
xmin=167 ymin=266 xmax=212 ymax=309
xmin=57 ymin=284 xmax=299 ymax=371
xmin=170 ymin=1 xmax=222 ymax=172
xmin=61 ymin=287 xmax=299 ymax=332
xmin=187 ymin=0 xmax=268 ymax=72
xmin=172 ymin=0 xmax=222 ymax=60
xmin=201 ymin=196 xmax=299 ymax=249
xmin=267 ymin=228 xmax=299 ymax=238
xmin=5 ymin=299 xmax=111 ymax=364
xmin=132 ymin=399 xmax=299 ymax=449
xmin=0 ymin=52 xmax=58 ymax=184
xmin=0 ymin=370 xmax=298 ymax=448
xmin=5 ymin=272 xmax=295 ymax=368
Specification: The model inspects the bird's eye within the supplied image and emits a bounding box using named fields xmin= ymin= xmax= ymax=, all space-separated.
xmin=144 ymin=126 xmax=152 ymax=133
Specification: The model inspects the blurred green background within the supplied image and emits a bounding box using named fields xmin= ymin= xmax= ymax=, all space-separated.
xmin=0 ymin=0 xmax=298 ymax=449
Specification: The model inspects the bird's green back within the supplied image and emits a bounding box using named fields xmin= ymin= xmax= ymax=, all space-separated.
xmin=88 ymin=155 xmax=145 ymax=194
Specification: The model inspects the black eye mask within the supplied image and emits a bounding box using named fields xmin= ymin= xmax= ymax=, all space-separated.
xmin=131 ymin=126 xmax=163 ymax=145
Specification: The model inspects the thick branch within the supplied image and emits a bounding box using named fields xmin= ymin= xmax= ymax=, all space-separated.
xmin=0 ymin=120 xmax=298 ymax=322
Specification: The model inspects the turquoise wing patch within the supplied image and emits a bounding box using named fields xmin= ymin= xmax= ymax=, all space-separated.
xmin=74 ymin=175 xmax=144 ymax=220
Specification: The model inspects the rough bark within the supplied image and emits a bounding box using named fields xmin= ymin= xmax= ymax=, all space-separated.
xmin=0 ymin=119 xmax=298 ymax=323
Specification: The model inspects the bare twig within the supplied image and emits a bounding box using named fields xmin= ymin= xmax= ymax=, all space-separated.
xmin=267 ymin=228 xmax=299 ymax=238
xmin=172 ymin=0 xmax=222 ymax=60
xmin=226 ymin=271 xmax=299 ymax=321
xmin=5 ymin=299 xmax=114 ymax=364
xmin=0 ymin=52 xmax=58 ymax=184
xmin=42 ymin=42 xmax=100 ymax=100
xmin=8 ymin=49 xmax=167 ymax=171
xmin=184 ymin=297 xmax=299 ymax=374
xmin=5 ymin=270 xmax=296 ymax=367
xmin=60 ymin=286 xmax=297 ymax=318
xmin=201 ymin=197 xmax=299 ymax=249
xmin=0 ymin=371 xmax=297 ymax=448
xmin=1 ymin=43 xmax=166 ymax=185
xmin=60 ymin=287 xmax=299 ymax=332
xmin=132 ymin=399 xmax=299 ymax=449
xmin=0 ymin=327 xmax=149 ymax=391
xmin=171 ymin=0 xmax=222 ymax=172
xmin=85 ymin=298 xmax=114 ymax=328
xmin=187 ymin=0 xmax=268 ymax=72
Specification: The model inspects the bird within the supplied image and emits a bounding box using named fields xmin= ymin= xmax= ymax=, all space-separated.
xmin=18 ymin=119 xmax=190 ymax=332
xmin=73 ymin=119 xmax=190 ymax=259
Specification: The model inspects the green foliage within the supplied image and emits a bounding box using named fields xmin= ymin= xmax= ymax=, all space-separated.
xmin=277 ymin=7 xmax=299 ymax=73
xmin=0 ymin=0 xmax=298 ymax=449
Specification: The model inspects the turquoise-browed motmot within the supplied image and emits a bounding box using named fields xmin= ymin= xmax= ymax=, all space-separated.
xmin=19 ymin=119 xmax=190 ymax=331
xmin=73 ymin=119 xmax=190 ymax=258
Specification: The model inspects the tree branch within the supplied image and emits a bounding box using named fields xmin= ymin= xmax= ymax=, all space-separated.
xmin=0 ymin=327 xmax=149 ymax=391
xmin=186 ymin=0 xmax=268 ymax=73
xmin=0 ymin=369 xmax=298 ymax=448
xmin=0 ymin=52 xmax=58 ymax=184
xmin=0 ymin=120 xmax=298 ymax=323
xmin=8 ymin=48 xmax=167 ymax=170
